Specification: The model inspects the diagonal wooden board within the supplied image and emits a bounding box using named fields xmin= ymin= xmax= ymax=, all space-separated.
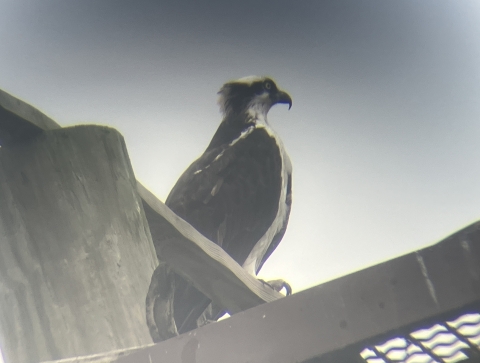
xmin=140 ymin=184 xmax=281 ymax=313
xmin=0 ymin=88 xmax=282 ymax=315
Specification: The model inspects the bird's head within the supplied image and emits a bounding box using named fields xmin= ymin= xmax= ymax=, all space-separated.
xmin=218 ymin=76 xmax=292 ymax=121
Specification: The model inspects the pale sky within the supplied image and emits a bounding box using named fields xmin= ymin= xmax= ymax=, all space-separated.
xmin=1 ymin=0 xmax=480 ymax=294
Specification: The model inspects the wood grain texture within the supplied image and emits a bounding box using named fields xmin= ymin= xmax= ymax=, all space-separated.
xmin=0 ymin=126 xmax=158 ymax=363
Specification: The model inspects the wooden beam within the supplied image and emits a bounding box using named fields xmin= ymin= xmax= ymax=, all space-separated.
xmin=112 ymin=221 xmax=480 ymax=363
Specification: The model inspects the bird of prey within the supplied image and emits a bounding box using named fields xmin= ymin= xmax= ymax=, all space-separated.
xmin=148 ymin=76 xmax=293 ymax=339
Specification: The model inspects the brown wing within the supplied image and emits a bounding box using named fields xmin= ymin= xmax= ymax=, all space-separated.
xmin=166 ymin=127 xmax=283 ymax=265
xmin=256 ymin=172 xmax=292 ymax=274
xmin=166 ymin=127 xmax=283 ymax=332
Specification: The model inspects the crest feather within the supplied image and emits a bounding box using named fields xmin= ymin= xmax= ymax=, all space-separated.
xmin=217 ymin=75 xmax=265 ymax=114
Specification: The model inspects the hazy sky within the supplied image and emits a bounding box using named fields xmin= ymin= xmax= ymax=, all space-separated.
xmin=1 ymin=0 xmax=480 ymax=293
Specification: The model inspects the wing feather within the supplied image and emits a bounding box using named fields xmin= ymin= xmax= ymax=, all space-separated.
xmin=166 ymin=127 xmax=285 ymax=333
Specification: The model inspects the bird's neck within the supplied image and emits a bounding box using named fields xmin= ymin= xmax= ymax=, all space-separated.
xmin=246 ymin=102 xmax=270 ymax=126
xmin=206 ymin=109 xmax=264 ymax=151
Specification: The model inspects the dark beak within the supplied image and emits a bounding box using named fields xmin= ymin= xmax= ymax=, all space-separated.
xmin=273 ymin=90 xmax=293 ymax=110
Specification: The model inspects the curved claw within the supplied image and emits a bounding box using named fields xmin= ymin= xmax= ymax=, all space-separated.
xmin=260 ymin=279 xmax=293 ymax=296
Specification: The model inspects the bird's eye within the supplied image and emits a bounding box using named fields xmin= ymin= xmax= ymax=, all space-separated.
xmin=264 ymin=81 xmax=272 ymax=91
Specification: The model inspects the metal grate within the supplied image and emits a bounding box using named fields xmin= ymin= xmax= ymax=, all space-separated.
xmin=360 ymin=313 xmax=480 ymax=363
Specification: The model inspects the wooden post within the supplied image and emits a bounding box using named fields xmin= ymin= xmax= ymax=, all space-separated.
xmin=0 ymin=126 xmax=158 ymax=363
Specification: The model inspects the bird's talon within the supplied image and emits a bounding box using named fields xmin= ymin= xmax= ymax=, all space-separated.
xmin=198 ymin=318 xmax=217 ymax=327
xmin=259 ymin=279 xmax=292 ymax=296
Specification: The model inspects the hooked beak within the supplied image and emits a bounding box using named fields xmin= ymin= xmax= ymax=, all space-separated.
xmin=273 ymin=90 xmax=292 ymax=110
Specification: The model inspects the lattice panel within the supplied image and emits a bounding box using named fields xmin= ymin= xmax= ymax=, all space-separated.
xmin=360 ymin=313 xmax=480 ymax=363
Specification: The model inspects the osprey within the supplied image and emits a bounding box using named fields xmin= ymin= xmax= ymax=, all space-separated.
xmin=150 ymin=76 xmax=293 ymax=338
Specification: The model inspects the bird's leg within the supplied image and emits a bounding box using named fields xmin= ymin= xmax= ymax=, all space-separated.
xmin=146 ymin=262 xmax=179 ymax=342
xmin=197 ymin=302 xmax=230 ymax=328
xmin=196 ymin=303 xmax=218 ymax=327
xmin=259 ymin=278 xmax=292 ymax=296
xmin=197 ymin=315 xmax=217 ymax=327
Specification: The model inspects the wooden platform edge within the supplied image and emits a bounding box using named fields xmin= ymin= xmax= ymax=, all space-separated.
xmin=111 ymin=220 xmax=480 ymax=363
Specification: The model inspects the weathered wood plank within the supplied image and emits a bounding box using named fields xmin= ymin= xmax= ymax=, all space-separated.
xmin=0 ymin=126 xmax=158 ymax=363
xmin=113 ymin=221 xmax=480 ymax=363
